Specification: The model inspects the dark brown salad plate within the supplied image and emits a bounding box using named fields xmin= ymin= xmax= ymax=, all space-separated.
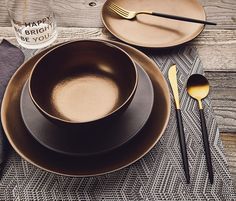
xmin=102 ymin=0 xmax=206 ymax=48
xmin=1 ymin=40 xmax=170 ymax=176
xmin=20 ymin=64 xmax=154 ymax=156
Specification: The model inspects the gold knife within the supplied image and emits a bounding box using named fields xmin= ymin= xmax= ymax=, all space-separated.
xmin=168 ymin=64 xmax=190 ymax=184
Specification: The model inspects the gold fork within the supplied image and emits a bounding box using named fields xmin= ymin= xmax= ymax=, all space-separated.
xmin=108 ymin=2 xmax=216 ymax=25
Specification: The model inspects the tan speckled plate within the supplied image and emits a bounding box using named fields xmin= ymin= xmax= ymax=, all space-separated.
xmin=101 ymin=0 xmax=206 ymax=48
xmin=1 ymin=40 xmax=170 ymax=176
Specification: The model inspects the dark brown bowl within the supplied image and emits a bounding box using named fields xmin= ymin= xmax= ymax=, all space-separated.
xmin=29 ymin=40 xmax=138 ymax=126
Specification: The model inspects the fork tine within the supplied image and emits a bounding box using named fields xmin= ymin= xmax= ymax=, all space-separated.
xmin=108 ymin=4 xmax=124 ymax=16
xmin=109 ymin=5 xmax=128 ymax=16
xmin=108 ymin=2 xmax=129 ymax=16
xmin=110 ymin=2 xmax=129 ymax=15
xmin=109 ymin=3 xmax=126 ymax=14
xmin=108 ymin=5 xmax=128 ymax=17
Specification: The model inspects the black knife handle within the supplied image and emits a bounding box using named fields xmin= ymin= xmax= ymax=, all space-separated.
xmin=199 ymin=109 xmax=214 ymax=184
xmin=176 ymin=109 xmax=190 ymax=184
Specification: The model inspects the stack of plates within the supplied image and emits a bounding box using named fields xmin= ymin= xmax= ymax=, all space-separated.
xmin=1 ymin=40 xmax=171 ymax=176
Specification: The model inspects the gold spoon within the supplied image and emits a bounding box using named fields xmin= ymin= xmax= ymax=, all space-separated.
xmin=187 ymin=74 xmax=213 ymax=184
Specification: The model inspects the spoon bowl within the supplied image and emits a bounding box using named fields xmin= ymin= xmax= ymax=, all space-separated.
xmin=187 ymin=74 xmax=209 ymax=108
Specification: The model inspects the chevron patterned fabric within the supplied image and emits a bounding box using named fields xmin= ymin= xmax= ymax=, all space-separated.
xmin=0 ymin=42 xmax=235 ymax=200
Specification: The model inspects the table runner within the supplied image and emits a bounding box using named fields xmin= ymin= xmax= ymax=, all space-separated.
xmin=0 ymin=41 xmax=235 ymax=200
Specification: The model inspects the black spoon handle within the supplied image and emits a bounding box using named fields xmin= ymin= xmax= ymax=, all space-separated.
xmin=151 ymin=12 xmax=217 ymax=25
xmin=176 ymin=109 xmax=190 ymax=184
xmin=199 ymin=109 xmax=214 ymax=184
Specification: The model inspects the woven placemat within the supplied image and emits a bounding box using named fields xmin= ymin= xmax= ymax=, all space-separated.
xmin=0 ymin=41 xmax=235 ymax=200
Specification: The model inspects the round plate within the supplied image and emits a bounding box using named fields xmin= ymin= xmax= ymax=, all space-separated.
xmin=20 ymin=64 xmax=154 ymax=156
xmin=1 ymin=40 xmax=171 ymax=176
xmin=101 ymin=0 xmax=205 ymax=48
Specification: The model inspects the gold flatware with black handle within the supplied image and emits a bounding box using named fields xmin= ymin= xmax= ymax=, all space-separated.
xmin=187 ymin=74 xmax=213 ymax=184
xmin=108 ymin=2 xmax=216 ymax=25
xmin=168 ymin=65 xmax=190 ymax=184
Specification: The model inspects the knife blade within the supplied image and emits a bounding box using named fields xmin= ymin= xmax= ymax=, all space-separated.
xmin=168 ymin=65 xmax=180 ymax=109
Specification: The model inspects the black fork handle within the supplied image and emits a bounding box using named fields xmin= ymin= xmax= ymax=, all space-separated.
xmin=151 ymin=12 xmax=216 ymax=25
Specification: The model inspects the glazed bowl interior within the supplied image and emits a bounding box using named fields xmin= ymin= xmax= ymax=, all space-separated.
xmin=29 ymin=40 xmax=138 ymax=124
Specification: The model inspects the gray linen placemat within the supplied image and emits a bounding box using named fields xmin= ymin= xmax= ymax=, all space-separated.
xmin=0 ymin=40 xmax=24 ymax=176
xmin=0 ymin=41 xmax=235 ymax=200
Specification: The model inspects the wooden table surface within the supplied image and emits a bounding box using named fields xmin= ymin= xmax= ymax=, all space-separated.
xmin=0 ymin=0 xmax=235 ymax=188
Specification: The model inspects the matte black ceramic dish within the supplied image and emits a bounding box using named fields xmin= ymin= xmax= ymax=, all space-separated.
xmin=21 ymin=65 xmax=154 ymax=156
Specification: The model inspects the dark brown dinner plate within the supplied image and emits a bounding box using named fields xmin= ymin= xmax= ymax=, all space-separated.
xmin=102 ymin=0 xmax=206 ymax=48
xmin=1 ymin=40 xmax=170 ymax=176
xmin=20 ymin=64 xmax=154 ymax=156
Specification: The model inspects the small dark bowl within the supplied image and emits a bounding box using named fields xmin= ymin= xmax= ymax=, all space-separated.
xmin=29 ymin=40 xmax=138 ymax=127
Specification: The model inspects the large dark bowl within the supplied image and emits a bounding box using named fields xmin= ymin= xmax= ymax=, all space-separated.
xmin=28 ymin=40 xmax=138 ymax=126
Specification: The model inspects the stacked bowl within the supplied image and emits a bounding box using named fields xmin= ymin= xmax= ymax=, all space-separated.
xmin=22 ymin=40 xmax=152 ymax=156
